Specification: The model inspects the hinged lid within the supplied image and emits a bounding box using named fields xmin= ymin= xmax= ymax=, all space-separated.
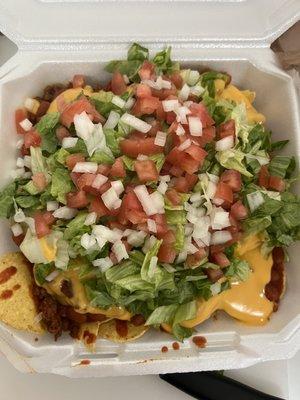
xmin=0 ymin=0 xmax=299 ymax=50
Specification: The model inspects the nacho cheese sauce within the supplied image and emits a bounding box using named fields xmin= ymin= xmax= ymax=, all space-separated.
xmin=182 ymin=235 xmax=273 ymax=328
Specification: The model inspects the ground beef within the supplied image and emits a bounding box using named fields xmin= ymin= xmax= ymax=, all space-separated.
xmin=42 ymin=83 xmax=71 ymax=102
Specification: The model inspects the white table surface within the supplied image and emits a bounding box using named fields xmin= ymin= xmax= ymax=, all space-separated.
xmin=0 ymin=33 xmax=299 ymax=400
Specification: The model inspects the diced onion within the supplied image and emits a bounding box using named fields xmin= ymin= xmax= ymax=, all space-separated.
xmin=176 ymin=250 xmax=188 ymax=263
xmin=53 ymin=206 xmax=77 ymax=219
xmin=149 ymin=191 xmax=165 ymax=214
xmin=104 ymin=110 xmax=120 ymax=129
xmin=207 ymin=173 xmax=219 ymax=183
xmin=188 ymin=116 xmax=202 ymax=136
xmin=148 ymin=256 xmax=158 ymax=278
xmin=157 ymin=181 xmax=168 ymax=195
xmin=210 ymin=230 xmax=232 ymax=245
xmin=206 ymin=181 xmax=217 ymax=199
xmin=62 ymin=137 xmax=78 ymax=149
xmin=210 ymin=207 xmax=230 ymax=230
xmin=16 ymin=138 xmax=24 ymax=149
xmin=162 ymin=263 xmax=176 ymax=273
xmin=211 ymin=282 xmax=221 ymax=296
xmin=24 ymin=98 xmax=37 ymax=113
xmin=190 ymin=85 xmax=205 ymax=97
xmin=92 ymin=174 xmax=108 ymax=189
xmin=215 ymin=135 xmax=234 ymax=151
xmin=127 ymin=230 xmax=147 ymax=246
xmin=178 ymin=84 xmax=190 ymax=101
xmin=154 ymin=131 xmax=167 ymax=147
xmin=45 ymin=270 xmax=60 ymax=282
xmin=192 ymin=216 xmax=210 ymax=239
xmin=92 ymin=225 xmax=122 ymax=243
xmin=11 ymin=168 xmax=25 ymax=179
xmin=23 ymin=155 xmax=32 ymax=169
xmin=136 ymin=154 xmax=148 ymax=161
xmin=81 ymin=233 xmax=96 ymax=250
xmin=176 ymin=124 xmax=186 ymax=136
xmin=147 ymin=219 xmax=157 ymax=233
xmin=111 ymin=240 xmax=128 ymax=262
xmin=134 ymin=185 xmax=157 ymax=216
xmin=33 ymin=312 xmax=43 ymax=325
xmin=159 ymin=175 xmax=170 ymax=182
xmin=123 ymin=75 xmax=130 ymax=84
xmin=190 ymin=192 xmax=202 ymax=203
xmin=16 ymin=157 xmax=25 ymax=168
xmin=101 ymin=187 xmax=121 ymax=210
xmin=74 ymin=111 xmax=95 ymax=140
xmin=160 ymin=78 xmax=172 ymax=90
xmin=19 ymin=118 xmax=33 ymax=132
xmin=111 ymin=180 xmax=124 ymax=196
xmin=92 ymin=257 xmax=113 ymax=272
xmin=187 ymin=70 xmax=200 ymax=86
xmin=23 ymin=172 xmax=32 ymax=179
xmin=11 ymin=223 xmax=23 ymax=237
xmin=84 ymin=212 xmax=97 ymax=226
xmin=162 ymin=99 xmax=179 ymax=112
xmin=176 ymin=106 xmax=191 ymax=125
xmin=120 ymin=113 xmax=151 ymax=133
xmin=247 ymin=191 xmax=265 ymax=212
xmin=125 ymin=98 xmax=136 ymax=110
xmin=25 ymin=217 xmax=36 ymax=234
xmin=178 ymin=138 xmax=191 ymax=151
xmin=14 ymin=209 xmax=26 ymax=223
xmin=72 ymin=162 xmax=98 ymax=174
xmin=213 ymin=198 xmax=224 ymax=206
xmin=186 ymin=241 xmax=198 ymax=254
xmin=111 ymin=95 xmax=126 ymax=109
xmin=46 ymin=201 xmax=59 ymax=211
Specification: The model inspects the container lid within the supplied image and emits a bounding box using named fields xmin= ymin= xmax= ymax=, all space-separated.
xmin=0 ymin=0 xmax=299 ymax=49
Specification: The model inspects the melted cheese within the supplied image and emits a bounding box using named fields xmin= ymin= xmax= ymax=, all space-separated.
xmin=43 ymin=268 xmax=131 ymax=320
xmin=47 ymin=87 xmax=93 ymax=114
xmin=217 ymin=84 xmax=266 ymax=124
xmin=181 ymin=235 xmax=273 ymax=328
xmin=39 ymin=237 xmax=57 ymax=262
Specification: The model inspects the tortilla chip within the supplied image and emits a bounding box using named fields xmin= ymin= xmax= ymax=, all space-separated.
xmin=79 ymin=322 xmax=101 ymax=351
xmin=0 ymin=252 xmax=43 ymax=334
xmin=98 ymin=319 xmax=148 ymax=343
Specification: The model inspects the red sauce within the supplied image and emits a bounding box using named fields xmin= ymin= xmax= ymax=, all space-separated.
xmin=80 ymin=359 xmax=91 ymax=365
xmin=172 ymin=342 xmax=180 ymax=350
xmin=83 ymin=330 xmax=97 ymax=345
xmin=161 ymin=346 xmax=168 ymax=353
xmin=115 ymin=319 xmax=128 ymax=338
xmin=0 ymin=266 xmax=17 ymax=285
xmin=192 ymin=336 xmax=207 ymax=348
xmin=131 ymin=314 xmax=146 ymax=326
xmin=0 ymin=290 xmax=13 ymax=300
xmin=13 ymin=284 xmax=21 ymax=291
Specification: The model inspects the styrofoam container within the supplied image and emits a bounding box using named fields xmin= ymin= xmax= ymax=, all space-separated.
xmin=0 ymin=0 xmax=299 ymax=378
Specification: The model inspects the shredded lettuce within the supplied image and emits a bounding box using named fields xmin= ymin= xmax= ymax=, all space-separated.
xmin=0 ymin=182 xmax=16 ymax=217
xmin=50 ymin=167 xmax=73 ymax=204
xmin=216 ymin=149 xmax=252 ymax=177
xmin=226 ymin=259 xmax=251 ymax=282
xmin=35 ymin=113 xmax=60 ymax=154
xmin=141 ymin=239 xmax=162 ymax=283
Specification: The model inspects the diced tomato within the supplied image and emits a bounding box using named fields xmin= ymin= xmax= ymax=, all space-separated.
xmin=230 ymin=200 xmax=248 ymax=220
xmin=32 ymin=172 xmax=47 ymax=191
xmin=174 ymin=177 xmax=190 ymax=193
xmin=72 ymin=74 xmax=85 ymax=88
xmin=165 ymin=188 xmax=181 ymax=206
xmin=185 ymin=248 xmax=207 ymax=268
xmin=110 ymin=252 xmax=118 ymax=265
xmin=210 ymin=244 xmax=227 ymax=255
xmin=111 ymin=72 xmax=127 ymax=95
xmin=147 ymin=120 xmax=162 ymax=137
xmin=214 ymin=182 xmax=233 ymax=203
xmin=97 ymin=181 xmax=111 ymax=195
xmin=89 ymin=197 xmax=110 ymax=217
xmin=24 ymin=130 xmax=41 ymax=148
xmin=269 ymin=175 xmax=285 ymax=192
xmin=157 ymin=243 xmax=176 ymax=263
xmin=97 ymin=164 xmax=111 ymax=176
xmin=151 ymin=88 xmax=177 ymax=101
xmin=168 ymin=72 xmax=183 ymax=89
xmin=132 ymin=96 xmax=160 ymax=117
xmin=169 ymin=165 xmax=184 ymax=177
xmin=160 ymin=229 xmax=176 ymax=244
xmin=107 ymin=220 xmax=125 ymax=230
xmin=15 ymin=109 xmax=28 ymax=134
xmin=193 ymin=126 xmax=216 ymax=147
xmin=70 ymin=172 xmax=81 ymax=186
xmin=189 ymin=103 xmax=214 ymax=127
xmin=34 ymin=213 xmax=51 ymax=238
xmin=66 ymin=153 xmax=85 ymax=170
xmin=210 ymin=252 xmax=230 ymax=268
xmin=185 ymin=173 xmax=198 ymax=189
xmin=218 ymin=119 xmax=235 ymax=139
xmin=117 ymin=190 xmax=143 ymax=225
xmin=20 ymin=144 xmax=30 ymax=156
xmin=228 ymin=215 xmax=241 ymax=234
xmin=166 ymin=111 xmax=177 ymax=124
xmin=120 ymin=137 xmax=163 ymax=158
xmin=220 ymin=169 xmax=241 ymax=192
xmin=138 ymin=61 xmax=155 ymax=81
xmin=258 ymin=165 xmax=270 ymax=188
xmin=60 ymin=98 xmax=104 ymax=128
xmin=110 ymin=157 xmax=126 ymax=178
xmin=134 ymin=160 xmax=158 ymax=183
xmin=166 ymin=147 xmax=182 ymax=165
xmin=136 ymin=83 xmax=152 ymax=98
xmin=126 ymin=209 xmax=148 ymax=224
xmin=56 ymin=126 xmax=70 ymax=142
xmin=185 ymin=144 xmax=208 ymax=163
xmin=66 ymin=190 xmax=89 ymax=209
xmin=156 ymin=101 xmax=166 ymax=120
xmin=42 ymin=211 xmax=56 ymax=226
xmin=76 ymin=173 xmax=96 ymax=191
xmin=151 ymin=214 xmax=169 ymax=236
xmin=179 ymin=152 xmax=207 ymax=174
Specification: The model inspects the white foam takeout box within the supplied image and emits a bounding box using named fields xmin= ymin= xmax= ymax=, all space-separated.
xmin=0 ymin=0 xmax=299 ymax=378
